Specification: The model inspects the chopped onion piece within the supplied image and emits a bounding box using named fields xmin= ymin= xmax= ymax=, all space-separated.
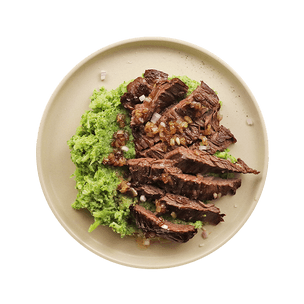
xmin=130 ymin=188 xmax=138 ymax=197
xmin=139 ymin=95 xmax=145 ymax=102
xmin=170 ymin=137 xmax=175 ymax=146
xmin=151 ymin=112 xmax=162 ymax=124
xmin=198 ymin=145 xmax=207 ymax=151
xmin=121 ymin=146 xmax=129 ymax=152
xmin=160 ymin=122 xmax=166 ymax=128
xmin=161 ymin=224 xmax=169 ymax=230
xmin=140 ymin=195 xmax=146 ymax=202
xmin=100 ymin=70 xmax=106 ymax=80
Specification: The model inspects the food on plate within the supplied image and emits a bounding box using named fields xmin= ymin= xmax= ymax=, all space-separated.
xmin=68 ymin=69 xmax=259 ymax=243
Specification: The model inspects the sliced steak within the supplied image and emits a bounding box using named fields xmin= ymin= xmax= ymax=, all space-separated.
xmin=127 ymin=157 xmax=241 ymax=201
xmin=120 ymin=77 xmax=153 ymax=112
xmin=158 ymin=171 xmax=242 ymax=201
xmin=143 ymin=69 xmax=169 ymax=85
xmin=165 ymin=146 xmax=259 ymax=175
xmin=135 ymin=184 xmax=165 ymax=201
xmin=154 ymin=81 xmax=227 ymax=148
xmin=132 ymin=125 xmax=159 ymax=151
xmin=136 ymin=142 xmax=168 ymax=159
xmin=131 ymin=78 xmax=188 ymax=126
xmin=127 ymin=158 xmax=181 ymax=186
xmin=120 ymin=92 xmax=139 ymax=112
xmin=207 ymin=125 xmax=237 ymax=153
xmin=130 ymin=204 xmax=197 ymax=243
xmin=128 ymin=76 xmax=153 ymax=97
xmin=157 ymin=194 xmax=225 ymax=225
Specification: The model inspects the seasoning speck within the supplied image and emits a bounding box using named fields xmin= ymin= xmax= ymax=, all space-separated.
xmin=143 ymin=239 xmax=150 ymax=246
xmin=202 ymin=229 xmax=208 ymax=239
xmin=246 ymin=118 xmax=253 ymax=126
xmin=100 ymin=70 xmax=106 ymax=81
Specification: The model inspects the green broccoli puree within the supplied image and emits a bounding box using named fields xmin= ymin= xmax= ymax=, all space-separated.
xmin=67 ymin=75 xmax=233 ymax=238
xmin=214 ymin=148 xmax=237 ymax=164
xmin=67 ymin=80 xmax=138 ymax=237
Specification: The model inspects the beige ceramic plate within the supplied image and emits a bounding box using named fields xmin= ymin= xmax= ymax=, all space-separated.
xmin=37 ymin=37 xmax=268 ymax=268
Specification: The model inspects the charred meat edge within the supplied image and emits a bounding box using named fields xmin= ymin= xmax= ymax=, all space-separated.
xmin=165 ymin=146 xmax=260 ymax=175
xmin=156 ymin=193 xmax=225 ymax=225
xmin=143 ymin=69 xmax=169 ymax=85
xmin=157 ymin=169 xmax=242 ymax=201
xmin=130 ymin=204 xmax=197 ymax=243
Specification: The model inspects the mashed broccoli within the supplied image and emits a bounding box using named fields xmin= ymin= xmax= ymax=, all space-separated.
xmin=67 ymin=80 xmax=137 ymax=237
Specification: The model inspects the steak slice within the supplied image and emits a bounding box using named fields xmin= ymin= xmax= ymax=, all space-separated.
xmin=207 ymin=125 xmax=237 ymax=153
xmin=127 ymin=157 xmax=241 ymax=201
xmin=120 ymin=77 xmax=153 ymax=112
xmin=154 ymin=81 xmax=235 ymax=149
xmin=130 ymin=204 xmax=197 ymax=243
xmin=127 ymin=158 xmax=181 ymax=186
xmin=136 ymin=142 xmax=168 ymax=159
xmin=143 ymin=69 xmax=169 ymax=85
xmin=131 ymin=78 xmax=188 ymax=126
xmin=157 ymin=194 xmax=225 ymax=225
xmin=165 ymin=146 xmax=259 ymax=175
xmin=132 ymin=125 xmax=159 ymax=151
xmin=127 ymin=76 xmax=152 ymax=96
xmin=158 ymin=171 xmax=241 ymax=201
xmin=135 ymin=184 xmax=165 ymax=201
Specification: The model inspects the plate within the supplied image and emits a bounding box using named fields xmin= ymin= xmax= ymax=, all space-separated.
xmin=36 ymin=37 xmax=268 ymax=268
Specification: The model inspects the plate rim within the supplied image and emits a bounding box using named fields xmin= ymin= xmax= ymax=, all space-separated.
xmin=36 ymin=36 xmax=269 ymax=268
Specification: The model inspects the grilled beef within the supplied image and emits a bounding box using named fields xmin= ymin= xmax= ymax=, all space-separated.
xmin=117 ymin=70 xmax=260 ymax=243
xmin=143 ymin=69 xmax=169 ymax=85
xmin=157 ymin=171 xmax=241 ymax=201
xmin=153 ymin=81 xmax=236 ymax=152
xmin=207 ymin=125 xmax=237 ymax=153
xmin=130 ymin=204 xmax=197 ymax=243
xmin=135 ymin=184 xmax=165 ymax=201
xmin=127 ymin=157 xmax=241 ymax=201
xmin=136 ymin=142 xmax=168 ymax=159
xmin=127 ymin=158 xmax=181 ymax=186
xmin=131 ymin=78 xmax=188 ymax=126
xmin=157 ymin=194 xmax=225 ymax=225
xmin=165 ymin=146 xmax=260 ymax=175
xmin=132 ymin=125 xmax=159 ymax=151
xmin=120 ymin=77 xmax=153 ymax=112
xmin=128 ymin=77 xmax=152 ymax=97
